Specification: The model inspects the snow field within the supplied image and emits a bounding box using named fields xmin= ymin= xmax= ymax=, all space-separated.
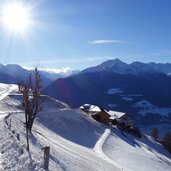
xmin=0 ymin=83 xmax=171 ymax=171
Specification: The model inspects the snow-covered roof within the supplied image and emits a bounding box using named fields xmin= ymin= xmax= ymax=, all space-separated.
xmin=80 ymin=104 xmax=101 ymax=113
xmin=108 ymin=110 xmax=126 ymax=119
xmin=82 ymin=104 xmax=91 ymax=107
xmin=90 ymin=105 xmax=101 ymax=112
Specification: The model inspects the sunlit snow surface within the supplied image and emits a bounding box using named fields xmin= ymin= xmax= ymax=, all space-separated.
xmin=103 ymin=129 xmax=171 ymax=171
xmin=0 ymin=83 xmax=171 ymax=171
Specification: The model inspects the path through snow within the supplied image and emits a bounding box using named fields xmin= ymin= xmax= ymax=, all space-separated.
xmin=94 ymin=128 xmax=131 ymax=171
xmin=0 ymin=84 xmax=17 ymax=101
xmin=0 ymin=84 xmax=18 ymax=169
xmin=0 ymin=84 xmax=18 ymax=118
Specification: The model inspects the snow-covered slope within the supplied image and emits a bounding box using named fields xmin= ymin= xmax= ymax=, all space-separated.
xmin=103 ymin=128 xmax=171 ymax=171
xmin=0 ymin=83 xmax=171 ymax=171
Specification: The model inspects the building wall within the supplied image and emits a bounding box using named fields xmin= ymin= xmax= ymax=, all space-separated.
xmin=98 ymin=111 xmax=110 ymax=124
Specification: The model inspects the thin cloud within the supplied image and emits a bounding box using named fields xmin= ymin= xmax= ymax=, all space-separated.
xmin=39 ymin=67 xmax=71 ymax=74
xmin=22 ymin=66 xmax=71 ymax=74
xmin=89 ymin=39 xmax=127 ymax=44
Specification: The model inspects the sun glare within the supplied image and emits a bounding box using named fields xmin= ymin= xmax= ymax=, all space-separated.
xmin=0 ymin=2 xmax=32 ymax=33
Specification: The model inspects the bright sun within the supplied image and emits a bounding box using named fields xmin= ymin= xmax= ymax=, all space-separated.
xmin=0 ymin=2 xmax=32 ymax=33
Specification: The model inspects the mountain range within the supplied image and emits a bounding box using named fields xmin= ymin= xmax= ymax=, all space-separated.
xmin=82 ymin=58 xmax=171 ymax=75
xmin=0 ymin=64 xmax=78 ymax=88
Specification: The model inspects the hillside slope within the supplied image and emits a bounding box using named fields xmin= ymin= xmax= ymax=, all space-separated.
xmin=0 ymin=83 xmax=171 ymax=171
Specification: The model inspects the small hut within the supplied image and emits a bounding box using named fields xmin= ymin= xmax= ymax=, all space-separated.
xmin=80 ymin=104 xmax=110 ymax=124
xmin=108 ymin=110 xmax=134 ymax=126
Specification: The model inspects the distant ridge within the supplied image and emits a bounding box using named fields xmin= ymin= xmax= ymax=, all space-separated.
xmin=0 ymin=63 xmax=78 ymax=88
xmin=82 ymin=58 xmax=171 ymax=75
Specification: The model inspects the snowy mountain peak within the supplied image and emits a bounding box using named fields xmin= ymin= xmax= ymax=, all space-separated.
xmin=100 ymin=59 xmax=127 ymax=68
xmin=101 ymin=58 xmax=127 ymax=66
xmin=82 ymin=58 xmax=128 ymax=74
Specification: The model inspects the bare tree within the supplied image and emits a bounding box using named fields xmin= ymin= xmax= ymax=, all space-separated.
xmin=151 ymin=128 xmax=159 ymax=141
xmin=18 ymin=68 xmax=42 ymax=151
xmin=163 ymin=132 xmax=171 ymax=152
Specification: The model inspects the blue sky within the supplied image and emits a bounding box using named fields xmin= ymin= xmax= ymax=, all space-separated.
xmin=0 ymin=0 xmax=171 ymax=70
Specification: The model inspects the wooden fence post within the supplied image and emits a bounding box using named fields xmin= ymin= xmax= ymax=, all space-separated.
xmin=43 ymin=146 xmax=50 ymax=170
xmin=8 ymin=119 xmax=11 ymax=130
